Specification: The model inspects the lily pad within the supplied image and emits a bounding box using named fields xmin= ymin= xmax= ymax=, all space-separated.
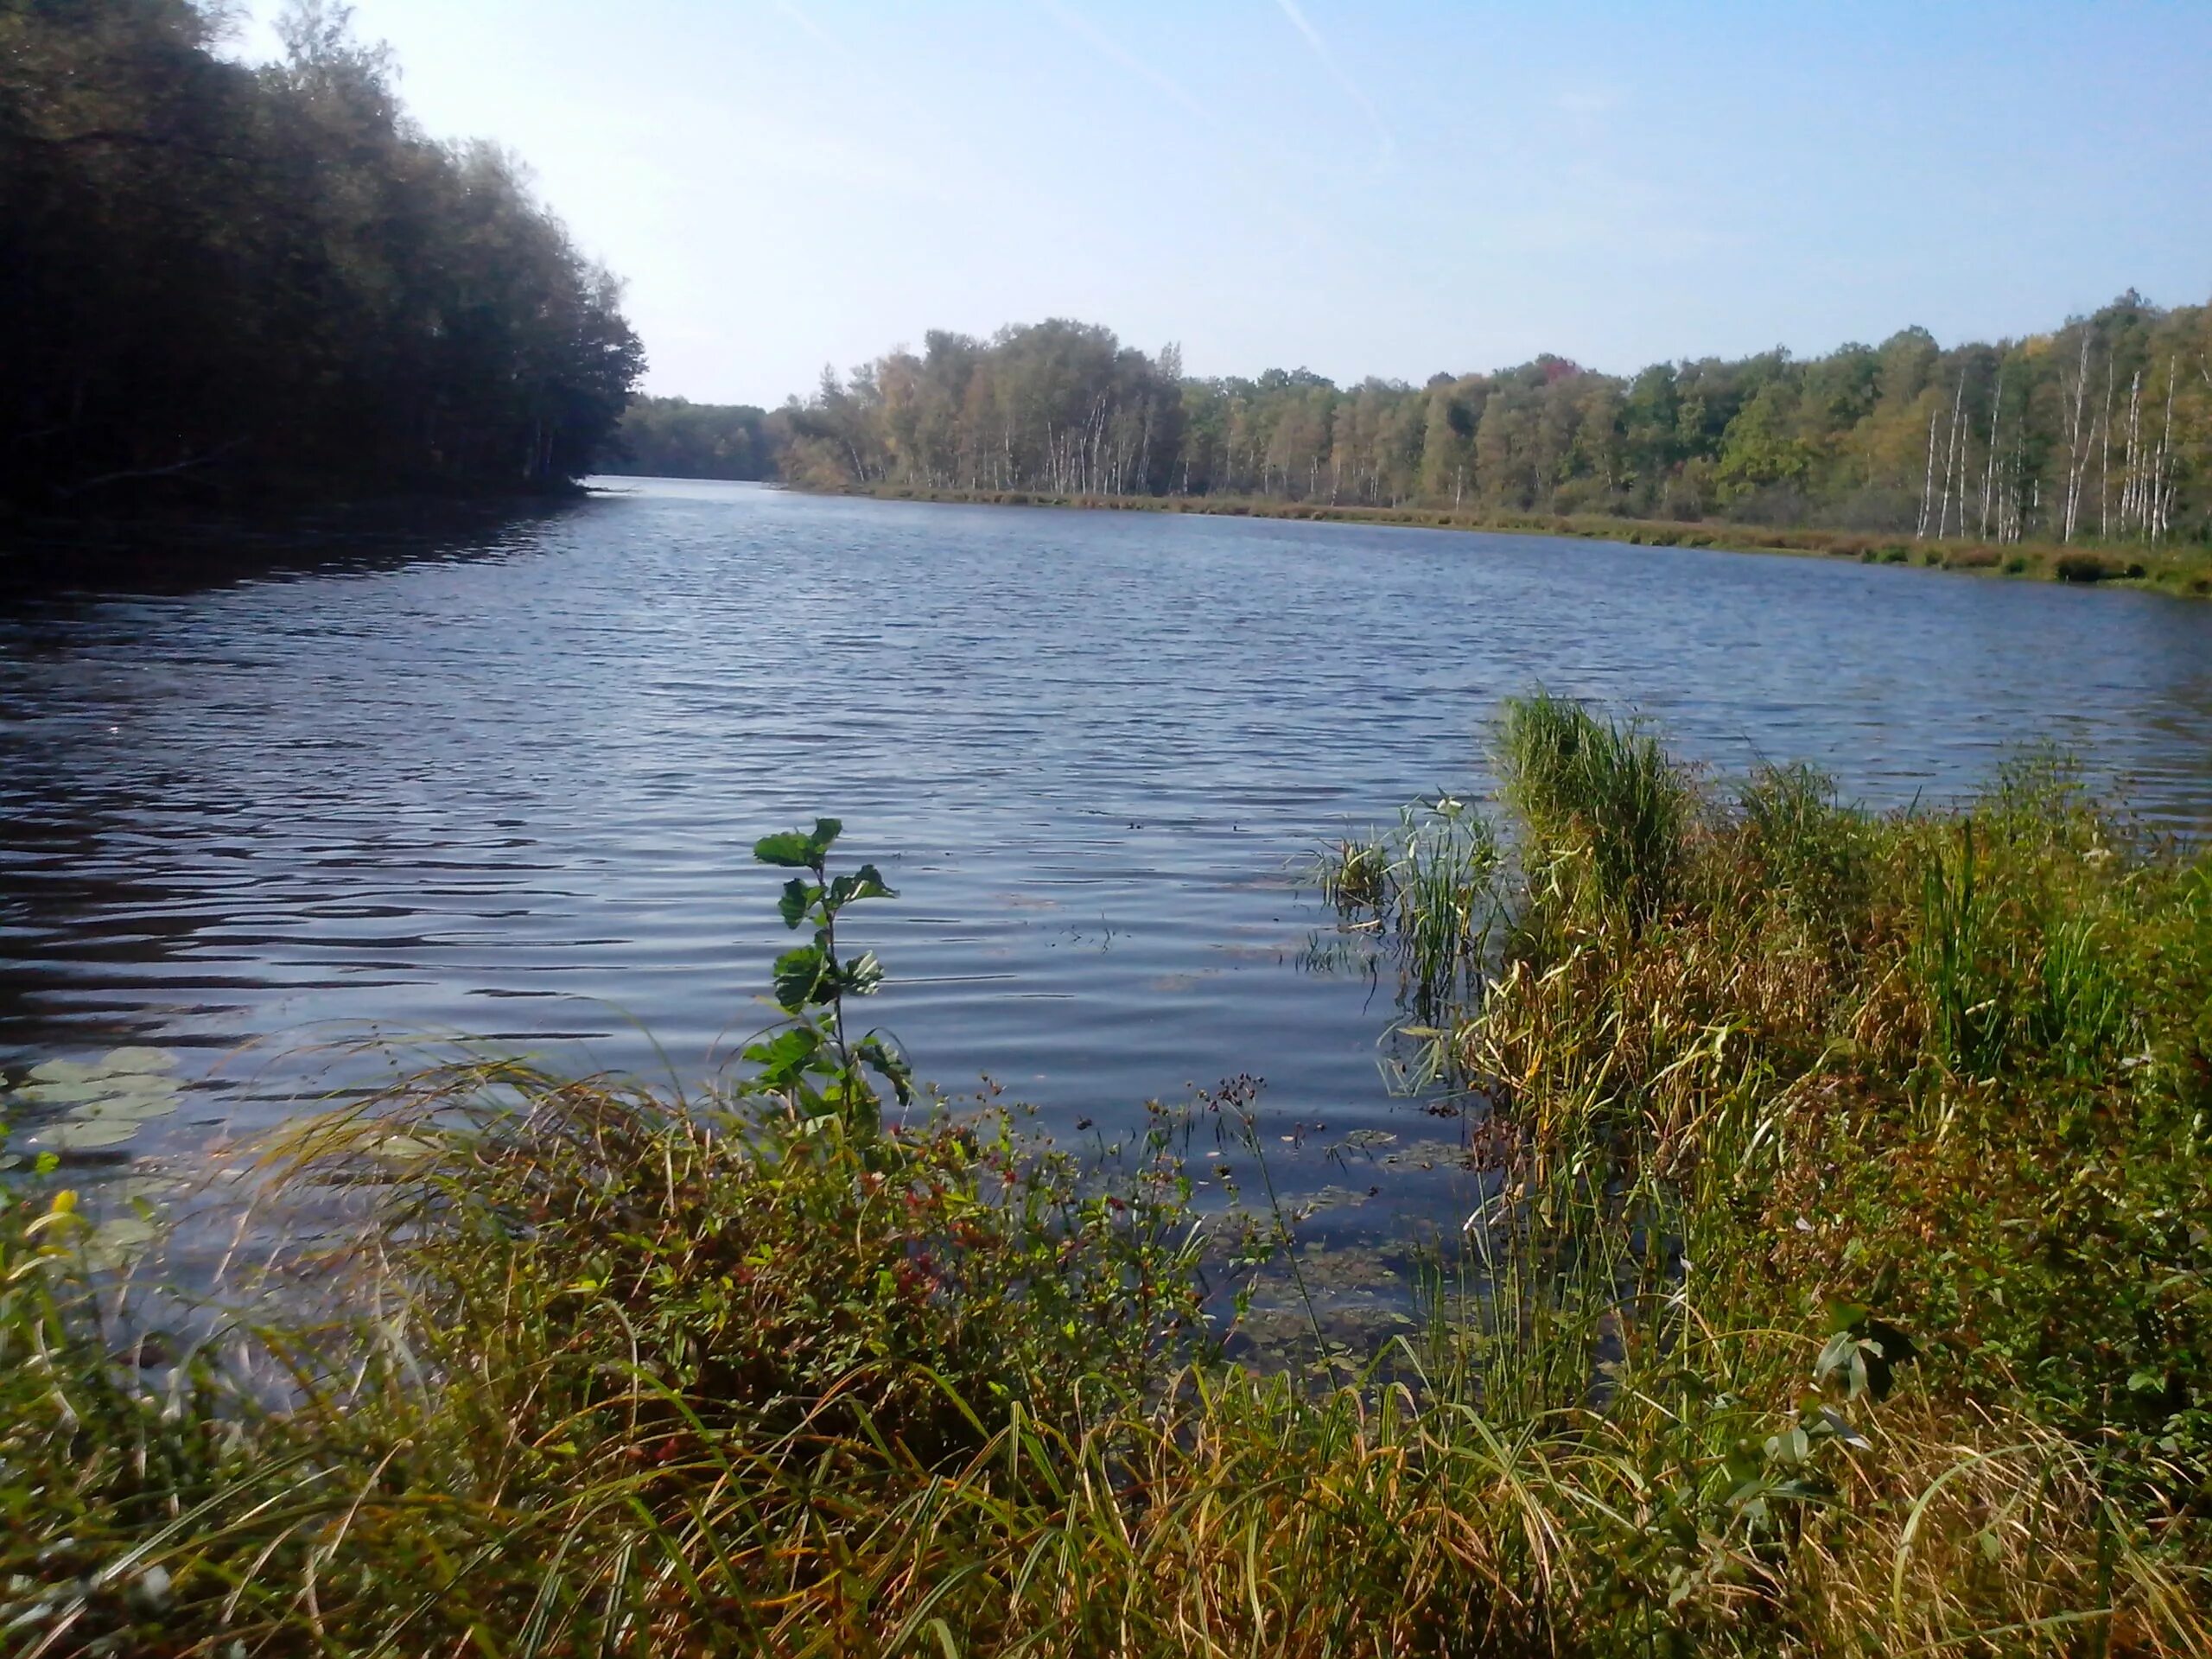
xmin=16 ymin=1080 xmax=111 ymax=1107
xmin=22 ymin=1119 xmax=143 ymax=1153
xmin=86 ymin=1048 xmax=180 ymax=1077
xmin=104 ymin=1175 xmax=188 ymax=1205
xmin=97 ymin=1071 xmax=181 ymax=1097
xmin=84 ymin=1215 xmax=161 ymax=1271
xmin=66 ymin=1095 xmax=178 ymax=1125
xmin=27 ymin=1059 xmax=100 ymax=1087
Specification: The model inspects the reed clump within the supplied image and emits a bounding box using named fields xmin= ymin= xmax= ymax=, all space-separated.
xmin=4 ymin=742 xmax=2211 ymax=1654
xmin=1314 ymin=794 xmax=1500 ymax=1018
xmin=1495 ymin=690 xmax=1694 ymax=932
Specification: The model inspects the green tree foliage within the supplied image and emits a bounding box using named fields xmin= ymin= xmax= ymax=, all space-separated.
xmin=787 ymin=294 xmax=2212 ymax=546
xmin=601 ymin=397 xmax=785 ymax=480
xmin=0 ymin=0 xmax=643 ymax=506
xmin=779 ymin=320 xmax=1185 ymax=497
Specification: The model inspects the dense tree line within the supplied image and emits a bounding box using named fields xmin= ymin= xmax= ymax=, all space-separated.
xmin=780 ymin=296 xmax=2212 ymax=546
xmin=783 ymin=321 xmax=1186 ymax=499
xmin=601 ymin=397 xmax=783 ymax=481
xmin=0 ymin=0 xmax=642 ymax=508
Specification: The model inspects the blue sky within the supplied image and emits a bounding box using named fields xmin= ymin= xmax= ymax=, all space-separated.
xmin=232 ymin=2 xmax=2212 ymax=406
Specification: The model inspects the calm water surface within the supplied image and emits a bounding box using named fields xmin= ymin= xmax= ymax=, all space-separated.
xmin=6 ymin=480 xmax=2212 ymax=1257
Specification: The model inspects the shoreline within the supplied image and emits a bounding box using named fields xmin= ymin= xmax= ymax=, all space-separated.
xmin=809 ymin=481 xmax=2212 ymax=599
xmin=0 ymin=484 xmax=591 ymax=593
xmin=10 ymin=728 xmax=2208 ymax=1649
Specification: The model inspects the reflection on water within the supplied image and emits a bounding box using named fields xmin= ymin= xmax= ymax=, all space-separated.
xmin=4 ymin=478 xmax=2211 ymax=1244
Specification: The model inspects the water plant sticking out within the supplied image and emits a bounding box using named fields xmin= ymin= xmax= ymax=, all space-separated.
xmin=1310 ymin=794 xmax=1499 ymax=1024
xmin=1495 ymin=690 xmax=1690 ymax=934
xmin=737 ymin=817 xmax=912 ymax=1137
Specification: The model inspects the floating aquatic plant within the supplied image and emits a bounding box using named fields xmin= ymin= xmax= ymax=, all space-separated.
xmin=0 ymin=1046 xmax=182 ymax=1161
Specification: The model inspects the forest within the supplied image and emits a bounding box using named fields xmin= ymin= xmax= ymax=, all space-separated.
xmin=0 ymin=0 xmax=642 ymax=508
xmin=601 ymin=397 xmax=782 ymax=481
xmin=10 ymin=0 xmax=2204 ymax=556
xmin=764 ymin=298 xmax=2212 ymax=548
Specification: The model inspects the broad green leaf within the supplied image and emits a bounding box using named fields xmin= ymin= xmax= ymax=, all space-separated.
xmin=772 ymin=944 xmax=830 ymax=1012
xmin=827 ymin=864 xmax=896 ymax=912
xmin=841 ymin=950 xmax=886 ymax=997
xmin=753 ymin=831 xmax=819 ymax=868
xmin=1822 ymin=1299 xmax=1871 ymax=1332
xmin=856 ymin=1035 xmax=913 ymax=1107
xmin=754 ymin=818 xmax=844 ymax=868
xmin=741 ymin=1026 xmax=819 ymax=1067
xmin=1764 ymin=1425 xmax=1811 ymax=1464
xmin=779 ymin=878 xmax=817 ymax=929
xmin=741 ymin=1027 xmax=822 ymax=1089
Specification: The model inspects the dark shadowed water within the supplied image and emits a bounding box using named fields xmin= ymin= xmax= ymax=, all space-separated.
xmin=6 ymin=480 xmax=2212 ymax=1275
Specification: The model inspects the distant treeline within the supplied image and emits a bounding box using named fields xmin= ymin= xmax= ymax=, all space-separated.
xmin=770 ymin=300 xmax=2212 ymax=547
xmin=601 ymin=398 xmax=784 ymax=481
xmin=0 ymin=0 xmax=643 ymax=509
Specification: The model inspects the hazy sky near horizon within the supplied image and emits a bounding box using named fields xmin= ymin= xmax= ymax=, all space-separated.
xmin=231 ymin=1 xmax=2212 ymax=406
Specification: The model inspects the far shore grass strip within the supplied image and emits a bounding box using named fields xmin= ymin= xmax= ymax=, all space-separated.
xmin=818 ymin=481 xmax=2212 ymax=598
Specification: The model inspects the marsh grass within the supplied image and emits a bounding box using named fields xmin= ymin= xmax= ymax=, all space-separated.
xmin=6 ymin=750 xmax=2212 ymax=1654
xmin=1497 ymin=691 xmax=1693 ymax=934
xmin=1312 ymin=796 xmax=1500 ymax=1020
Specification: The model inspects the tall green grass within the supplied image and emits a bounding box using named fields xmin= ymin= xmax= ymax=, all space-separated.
xmin=1496 ymin=690 xmax=1692 ymax=932
xmin=1313 ymin=794 xmax=1500 ymax=1020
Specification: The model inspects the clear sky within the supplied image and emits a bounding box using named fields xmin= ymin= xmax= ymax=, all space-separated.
xmin=229 ymin=1 xmax=2212 ymax=407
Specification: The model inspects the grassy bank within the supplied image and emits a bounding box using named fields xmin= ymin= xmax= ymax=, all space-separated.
xmin=5 ymin=733 xmax=2211 ymax=1654
xmin=827 ymin=482 xmax=2212 ymax=599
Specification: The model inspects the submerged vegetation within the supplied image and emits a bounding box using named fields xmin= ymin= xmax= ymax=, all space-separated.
xmin=6 ymin=717 xmax=2212 ymax=1652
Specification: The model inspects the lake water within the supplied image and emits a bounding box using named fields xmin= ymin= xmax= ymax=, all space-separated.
xmin=6 ymin=480 xmax=2212 ymax=1284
